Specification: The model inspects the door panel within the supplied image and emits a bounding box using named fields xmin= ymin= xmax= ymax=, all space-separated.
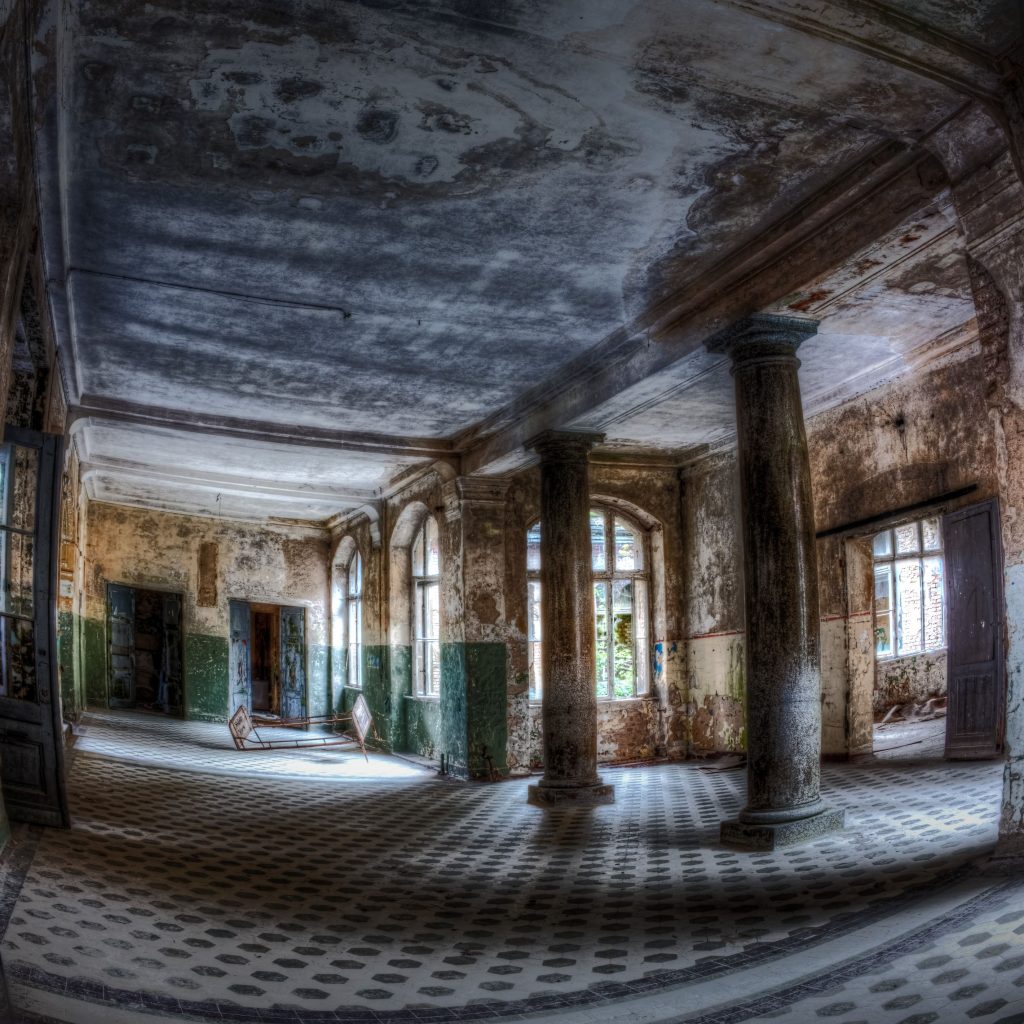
xmin=279 ymin=606 xmax=305 ymax=719
xmin=162 ymin=593 xmax=182 ymax=714
xmin=943 ymin=499 xmax=1004 ymax=759
xmin=0 ymin=430 xmax=68 ymax=827
xmin=107 ymin=584 xmax=135 ymax=708
xmin=229 ymin=599 xmax=251 ymax=714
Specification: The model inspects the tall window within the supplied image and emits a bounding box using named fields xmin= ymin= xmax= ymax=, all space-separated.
xmin=412 ymin=516 xmax=441 ymax=697
xmin=527 ymin=507 xmax=649 ymax=701
xmin=346 ymin=551 xmax=363 ymax=688
xmin=873 ymin=516 xmax=944 ymax=659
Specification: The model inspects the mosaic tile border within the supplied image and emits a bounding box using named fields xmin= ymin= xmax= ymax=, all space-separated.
xmin=6 ymin=869 xmax=1013 ymax=1024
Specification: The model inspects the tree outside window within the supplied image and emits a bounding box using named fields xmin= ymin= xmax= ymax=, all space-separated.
xmin=527 ymin=507 xmax=649 ymax=701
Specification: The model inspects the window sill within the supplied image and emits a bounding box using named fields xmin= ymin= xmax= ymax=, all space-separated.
xmin=528 ymin=695 xmax=655 ymax=706
xmin=876 ymin=648 xmax=947 ymax=662
xmin=405 ymin=694 xmax=440 ymax=702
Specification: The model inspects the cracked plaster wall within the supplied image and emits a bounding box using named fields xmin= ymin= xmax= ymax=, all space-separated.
xmin=80 ymin=501 xmax=330 ymax=722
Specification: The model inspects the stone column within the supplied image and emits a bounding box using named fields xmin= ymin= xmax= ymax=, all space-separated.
xmin=708 ymin=314 xmax=843 ymax=848
xmin=526 ymin=430 xmax=614 ymax=807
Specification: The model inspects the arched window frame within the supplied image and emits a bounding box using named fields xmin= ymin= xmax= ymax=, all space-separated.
xmin=526 ymin=505 xmax=650 ymax=702
xmin=346 ymin=550 xmax=363 ymax=689
xmin=411 ymin=515 xmax=441 ymax=697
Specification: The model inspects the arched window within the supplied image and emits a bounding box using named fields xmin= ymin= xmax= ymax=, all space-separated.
xmin=412 ymin=516 xmax=441 ymax=697
xmin=527 ymin=507 xmax=650 ymax=701
xmin=346 ymin=551 xmax=363 ymax=688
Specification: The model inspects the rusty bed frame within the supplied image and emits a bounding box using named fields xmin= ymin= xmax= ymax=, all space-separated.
xmin=229 ymin=692 xmax=376 ymax=760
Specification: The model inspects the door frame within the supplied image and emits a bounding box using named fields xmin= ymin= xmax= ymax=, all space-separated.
xmin=104 ymin=582 xmax=185 ymax=713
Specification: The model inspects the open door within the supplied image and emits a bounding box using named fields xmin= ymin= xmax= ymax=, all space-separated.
xmin=229 ymin=599 xmax=251 ymax=714
xmin=108 ymin=584 xmax=135 ymax=708
xmin=280 ymin=606 xmax=305 ymax=718
xmin=0 ymin=429 xmax=68 ymax=827
xmin=943 ymin=498 xmax=1005 ymax=759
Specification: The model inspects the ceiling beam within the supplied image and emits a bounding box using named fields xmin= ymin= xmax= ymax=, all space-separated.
xmin=78 ymin=456 xmax=376 ymax=506
xmin=69 ymin=401 xmax=455 ymax=462
xmin=720 ymin=0 xmax=1004 ymax=101
xmin=459 ymin=144 xmax=951 ymax=474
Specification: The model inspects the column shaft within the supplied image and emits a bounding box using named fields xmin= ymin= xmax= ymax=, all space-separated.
xmin=527 ymin=431 xmax=613 ymax=807
xmin=710 ymin=315 xmax=843 ymax=848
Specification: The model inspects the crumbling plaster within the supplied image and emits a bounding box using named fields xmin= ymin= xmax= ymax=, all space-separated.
xmin=81 ymin=500 xmax=330 ymax=721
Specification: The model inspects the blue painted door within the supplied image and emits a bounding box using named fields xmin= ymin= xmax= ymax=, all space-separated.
xmin=279 ymin=606 xmax=305 ymax=719
xmin=229 ymin=599 xmax=252 ymax=714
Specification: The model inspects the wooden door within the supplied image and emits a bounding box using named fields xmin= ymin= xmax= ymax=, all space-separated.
xmin=279 ymin=606 xmax=305 ymax=719
xmin=943 ymin=499 xmax=1005 ymax=759
xmin=0 ymin=430 xmax=68 ymax=827
xmin=229 ymin=599 xmax=252 ymax=714
xmin=107 ymin=584 xmax=135 ymax=708
xmin=162 ymin=593 xmax=183 ymax=714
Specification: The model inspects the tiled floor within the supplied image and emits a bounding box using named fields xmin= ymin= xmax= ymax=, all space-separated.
xmin=0 ymin=710 xmax=1020 ymax=1023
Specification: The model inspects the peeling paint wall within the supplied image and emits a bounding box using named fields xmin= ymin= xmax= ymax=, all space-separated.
xmin=81 ymin=501 xmax=330 ymax=721
xmin=679 ymin=454 xmax=745 ymax=755
xmin=680 ymin=337 xmax=998 ymax=759
xmin=809 ymin=341 xmax=999 ymax=757
xmin=874 ymin=651 xmax=947 ymax=712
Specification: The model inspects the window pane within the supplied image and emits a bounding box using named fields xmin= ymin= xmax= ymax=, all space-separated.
xmin=349 ymin=553 xmax=362 ymax=596
xmin=5 ymin=446 xmax=37 ymax=533
xmin=874 ymin=613 xmax=893 ymax=658
xmin=425 ymin=517 xmax=440 ymax=575
xmin=894 ymin=522 xmax=919 ymax=555
xmin=921 ymin=517 xmax=941 ymax=552
xmin=527 ymin=580 xmax=542 ymax=644
xmin=426 ymin=581 xmax=440 ymax=641
xmin=896 ymin=559 xmax=923 ymax=655
xmin=594 ymin=581 xmax=609 ymax=697
xmin=634 ymin=578 xmax=649 ymax=695
xmin=872 ymin=530 xmax=892 ymax=558
xmin=922 ymin=555 xmax=944 ymax=650
xmin=527 ymin=523 xmax=541 ymax=572
xmin=614 ymin=518 xmax=641 ymax=571
xmin=528 ymin=580 xmax=542 ymax=700
xmin=428 ymin=639 xmax=440 ymax=696
xmin=347 ymin=600 xmax=357 ymax=641
xmin=2 ymin=532 xmax=33 ymax=618
xmin=874 ymin=565 xmax=892 ymax=615
xmin=612 ymin=579 xmax=634 ymax=699
xmin=0 ymin=616 xmax=36 ymax=700
xmin=412 ymin=528 xmax=424 ymax=577
xmin=590 ymin=511 xmax=606 ymax=572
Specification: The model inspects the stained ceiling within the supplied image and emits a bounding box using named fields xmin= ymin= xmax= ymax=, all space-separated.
xmin=32 ymin=0 xmax=1022 ymax=523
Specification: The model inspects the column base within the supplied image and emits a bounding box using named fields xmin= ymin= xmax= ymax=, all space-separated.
xmin=528 ymin=782 xmax=615 ymax=808
xmin=720 ymin=807 xmax=845 ymax=850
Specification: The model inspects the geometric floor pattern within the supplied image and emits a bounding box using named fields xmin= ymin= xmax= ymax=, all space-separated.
xmin=0 ymin=710 xmax=1020 ymax=1023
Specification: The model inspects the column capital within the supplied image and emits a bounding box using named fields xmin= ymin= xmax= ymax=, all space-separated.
xmin=706 ymin=313 xmax=819 ymax=369
xmin=525 ymin=429 xmax=605 ymax=462
xmin=442 ymin=476 xmax=508 ymax=522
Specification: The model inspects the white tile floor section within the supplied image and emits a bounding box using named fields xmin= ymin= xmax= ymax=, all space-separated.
xmin=0 ymin=709 xmax=1020 ymax=1023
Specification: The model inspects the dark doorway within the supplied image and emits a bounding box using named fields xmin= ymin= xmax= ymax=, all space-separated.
xmin=249 ymin=604 xmax=280 ymax=715
xmin=107 ymin=585 xmax=183 ymax=715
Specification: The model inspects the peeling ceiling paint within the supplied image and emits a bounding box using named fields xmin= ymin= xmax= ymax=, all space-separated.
xmin=32 ymin=0 xmax=1021 ymax=520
